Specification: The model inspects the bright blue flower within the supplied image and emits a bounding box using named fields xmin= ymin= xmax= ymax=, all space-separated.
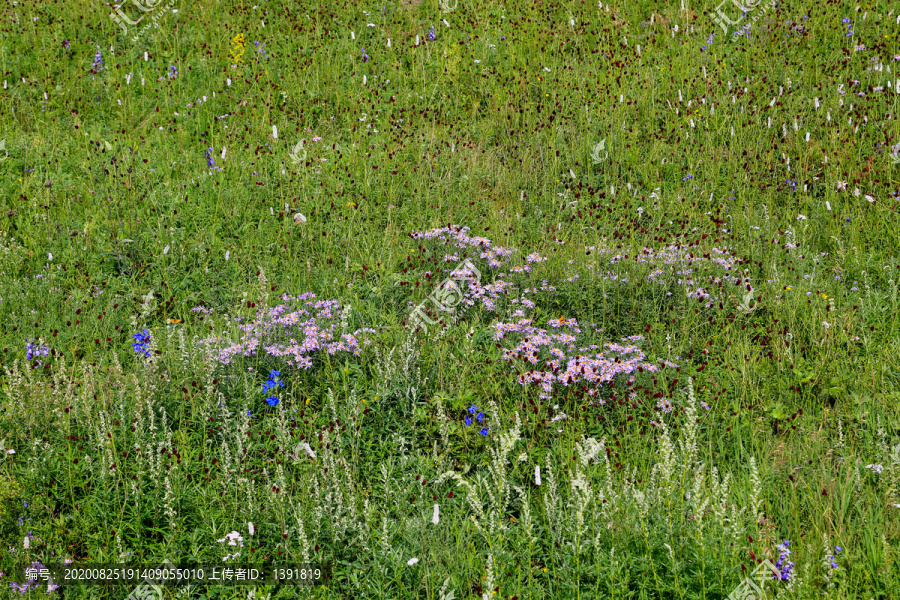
xmin=132 ymin=329 xmax=151 ymax=358
xmin=476 ymin=412 xmax=483 ymax=422
xmin=468 ymin=405 xmax=478 ymax=414
xmin=265 ymin=396 xmax=280 ymax=407
xmin=479 ymin=427 xmax=488 ymax=436
xmin=465 ymin=416 xmax=472 ymax=426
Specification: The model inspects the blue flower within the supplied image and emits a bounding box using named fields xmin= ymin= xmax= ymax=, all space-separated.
xmin=427 ymin=26 xmax=436 ymax=41
xmin=361 ymin=47 xmax=369 ymax=62
xmin=683 ymin=174 xmax=693 ymax=181
xmin=465 ymin=416 xmax=472 ymax=426
xmin=206 ymin=147 xmax=216 ymax=168
xmin=835 ymin=546 xmax=843 ymax=552
xmin=842 ymin=17 xmax=850 ymax=23
xmin=265 ymin=396 xmax=280 ymax=407
xmin=479 ymin=427 xmax=488 ymax=436
xmin=476 ymin=412 xmax=483 ymax=422
xmin=132 ymin=329 xmax=151 ymax=358
xmin=468 ymin=405 xmax=478 ymax=414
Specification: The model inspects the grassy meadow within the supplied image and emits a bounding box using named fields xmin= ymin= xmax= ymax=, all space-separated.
xmin=1 ymin=0 xmax=900 ymax=597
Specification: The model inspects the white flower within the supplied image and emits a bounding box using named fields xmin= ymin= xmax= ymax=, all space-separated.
xmin=23 ymin=537 xmax=30 ymax=549
xmin=823 ymin=321 xmax=831 ymax=328
xmin=248 ymin=522 xmax=255 ymax=536
xmin=432 ymin=504 xmax=440 ymax=525
xmin=163 ymin=245 xmax=169 ymax=255
xmin=218 ymin=531 xmax=244 ymax=546
xmin=294 ymin=212 xmax=307 ymax=224
xmin=865 ymin=464 xmax=884 ymax=474
xmin=535 ymin=465 xmax=541 ymax=486
xmin=407 ymin=558 xmax=419 ymax=566
xmin=797 ymin=214 xmax=806 ymax=220
xmin=48 ymin=252 xmax=53 ymax=261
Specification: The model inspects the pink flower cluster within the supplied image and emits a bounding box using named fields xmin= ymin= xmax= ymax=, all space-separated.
xmin=197 ymin=293 xmax=374 ymax=370
xmin=493 ymin=318 xmax=662 ymax=400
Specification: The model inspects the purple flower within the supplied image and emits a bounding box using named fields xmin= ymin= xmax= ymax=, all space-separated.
xmin=361 ymin=47 xmax=369 ymax=62
xmin=683 ymin=174 xmax=693 ymax=181
xmin=63 ymin=40 xmax=70 ymax=49
xmin=92 ymin=48 xmax=103 ymax=73
xmin=773 ymin=540 xmax=794 ymax=581
xmin=169 ymin=65 xmax=178 ymax=79
xmin=206 ymin=147 xmax=216 ymax=168
xmin=428 ymin=26 xmax=436 ymax=41
xmin=25 ymin=339 xmax=50 ymax=362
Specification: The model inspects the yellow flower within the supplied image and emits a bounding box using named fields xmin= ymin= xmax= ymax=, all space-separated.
xmin=822 ymin=294 xmax=828 ymax=299
xmin=785 ymin=286 xmax=792 ymax=290
xmin=305 ymin=397 xmax=311 ymax=405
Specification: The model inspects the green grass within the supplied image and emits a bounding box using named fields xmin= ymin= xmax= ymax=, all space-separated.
xmin=1 ymin=0 xmax=899 ymax=598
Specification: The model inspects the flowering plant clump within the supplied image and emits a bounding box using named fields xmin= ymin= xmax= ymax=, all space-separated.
xmin=24 ymin=338 xmax=50 ymax=363
xmin=773 ymin=540 xmax=794 ymax=581
xmin=132 ymin=329 xmax=151 ymax=358
xmin=197 ymin=293 xmax=374 ymax=371
xmin=262 ymin=369 xmax=285 ymax=407
xmin=464 ymin=404 xmax=489 ymax=436
xmin=229 ymin=34 xmax=246 ymax=64
xmin=494 ymin=321 xmax=665 ymax=401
